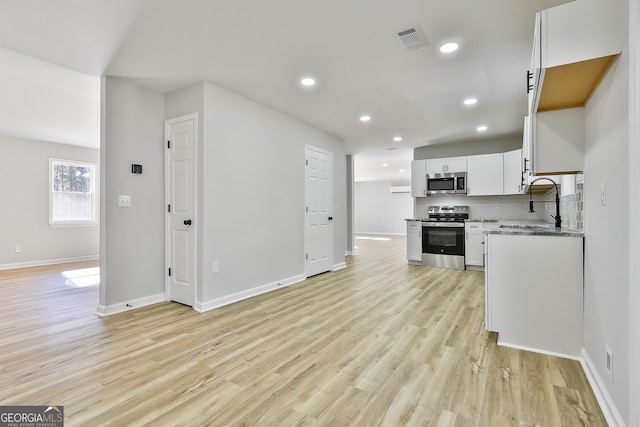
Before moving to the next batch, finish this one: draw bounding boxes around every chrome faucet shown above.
[528,177,562,228]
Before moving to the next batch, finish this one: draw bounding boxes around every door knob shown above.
[184,219,192,226]
[328,216,333,221]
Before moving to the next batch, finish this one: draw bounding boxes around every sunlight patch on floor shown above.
[62,267,100,287]
[355,236,392,241]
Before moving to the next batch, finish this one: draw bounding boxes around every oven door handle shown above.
[421,222,465,228]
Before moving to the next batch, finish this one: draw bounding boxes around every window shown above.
[49,158,96,226]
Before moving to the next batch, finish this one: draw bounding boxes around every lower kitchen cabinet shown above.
[406,220,422,264]
[464,222,484,268]
[485,233,583,358]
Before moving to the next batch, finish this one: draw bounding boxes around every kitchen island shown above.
[483,221,584,359]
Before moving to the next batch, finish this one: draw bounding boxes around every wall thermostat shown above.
[131,164,143,174]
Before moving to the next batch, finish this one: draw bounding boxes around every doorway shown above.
[165,114,198,307]
[304,146,333,277]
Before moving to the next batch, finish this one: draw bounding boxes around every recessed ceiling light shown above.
[477,125,488,132]
[382,163,388,167]
[393,136,402,142]
[399,169,405,173]
[360,115,371,122]
[440,42,459,53]
[464,98,478,105]
[300,77,315,86]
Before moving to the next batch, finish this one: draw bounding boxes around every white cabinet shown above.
[410,160,427,197]
[485,233,584,357]
[560,174,576,197]
[528,0,621,113]
[426,156,467,174]
[465,222,484,268]
[527,14,542,113]
[503,149,524,195]
[406,220,422,263]
[466,153,503,196]
[533,108,585,175]
[522,116,532,179]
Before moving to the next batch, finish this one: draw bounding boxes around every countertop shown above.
[406,218,583,237]
[483,220,584,237]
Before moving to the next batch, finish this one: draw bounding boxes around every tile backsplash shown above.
[545,181,584,231]
[415,194,551,221]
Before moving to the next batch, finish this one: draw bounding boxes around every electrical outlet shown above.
[212,260,219,274]
[606,346,613,382]
[15,245,22,253]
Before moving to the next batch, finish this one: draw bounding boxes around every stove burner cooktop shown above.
[426,205,469,223]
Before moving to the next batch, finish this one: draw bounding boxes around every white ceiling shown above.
[0,0,571,182]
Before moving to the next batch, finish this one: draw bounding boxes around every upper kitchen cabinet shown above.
[522,116,532,177]
[503,149,525,195]
[411,160,427,197]
[528,0,621,114]
[467,153,504,196]
[533,107,585,175]
[426,156,467,174]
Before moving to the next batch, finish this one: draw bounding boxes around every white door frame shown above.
[304,145,333,277]
[164,113,198,306]
[630,0,640,424]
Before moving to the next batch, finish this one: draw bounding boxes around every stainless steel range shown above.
[421,205,469,270]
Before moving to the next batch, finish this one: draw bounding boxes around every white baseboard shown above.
[581,349,626,427]
[496,338,582,361]
[355,231,406,236]
[0,255,99,271]
[95,293,166,317]
[345,251,354,256]
[195,274,306,313]
[332,262,347,271]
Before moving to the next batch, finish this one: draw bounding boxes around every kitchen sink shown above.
[498,224,554,230]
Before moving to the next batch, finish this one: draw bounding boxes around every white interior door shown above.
[165,114,197,306]
[305,146,333,276]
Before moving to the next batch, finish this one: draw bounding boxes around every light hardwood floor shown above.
[0,236,607,426]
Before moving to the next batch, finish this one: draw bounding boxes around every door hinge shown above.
[305,159,308,166]
[306,206,308,213]
[305,254,308,260]
[167,140,171,149]
[168,268,172,276]
[168,204,171,213]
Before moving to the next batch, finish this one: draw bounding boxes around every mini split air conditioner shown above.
[390,186,411,194]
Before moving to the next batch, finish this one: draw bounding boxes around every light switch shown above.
[601,182,606,206]
[118,195,131,207]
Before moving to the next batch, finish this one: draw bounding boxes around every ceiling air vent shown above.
[396,25,428,50]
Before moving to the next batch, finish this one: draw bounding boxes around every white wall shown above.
[583,0,631,422]
[630,1,640,424]
[164,81,346,308]
[354,181,412,235]
[0,135,99,269]
[100,76,166,312]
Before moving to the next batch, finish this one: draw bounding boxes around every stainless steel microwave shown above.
[426,172,467,195]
